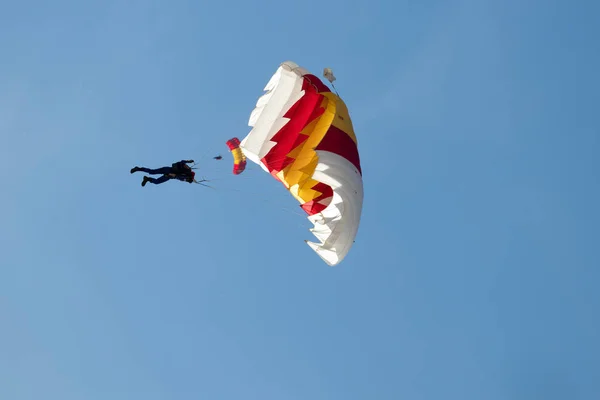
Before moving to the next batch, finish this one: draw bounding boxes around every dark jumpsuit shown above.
[137,160,194,184]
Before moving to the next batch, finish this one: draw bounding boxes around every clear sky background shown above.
[1,0,599,399]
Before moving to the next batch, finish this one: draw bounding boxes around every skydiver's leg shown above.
[143,174,172,186]
[133,166,172,175]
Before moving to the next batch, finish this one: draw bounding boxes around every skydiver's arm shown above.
[172,160,193,168]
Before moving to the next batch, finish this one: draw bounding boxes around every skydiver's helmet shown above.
[186,171,195,183]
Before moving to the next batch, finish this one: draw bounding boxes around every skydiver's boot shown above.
[142,176,150,187]
[131,167,140,173]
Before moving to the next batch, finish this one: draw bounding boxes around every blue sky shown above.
[1,0,599,399]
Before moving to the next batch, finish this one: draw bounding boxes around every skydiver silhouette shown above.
[130,160,196,186]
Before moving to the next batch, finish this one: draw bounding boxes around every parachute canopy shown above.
[240,61,363,266]
[226,137,247,175]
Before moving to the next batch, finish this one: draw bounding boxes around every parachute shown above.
[238,61,363,266]
[225,137,247,175]
[323,67,336,84]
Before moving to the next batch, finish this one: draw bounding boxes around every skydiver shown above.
[130,159,196,186]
